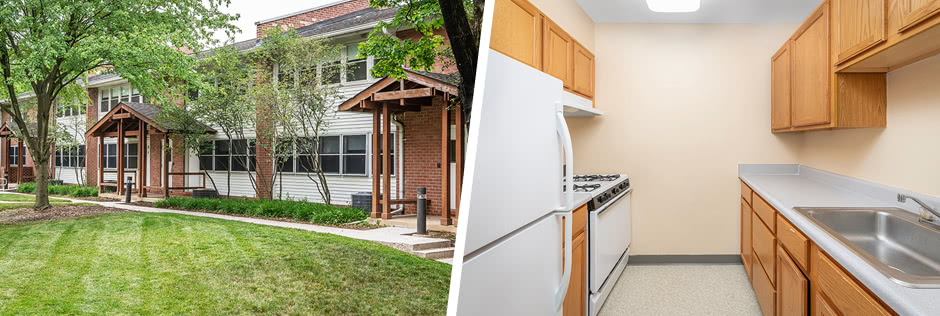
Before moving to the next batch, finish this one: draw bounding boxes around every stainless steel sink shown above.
[794,207,940,288]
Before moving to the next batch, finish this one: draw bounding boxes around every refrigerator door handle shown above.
[553,102,575,311]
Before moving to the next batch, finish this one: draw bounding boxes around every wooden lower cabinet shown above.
[739,179,895,316]
[563,204,588,316]
[777,245,808,316]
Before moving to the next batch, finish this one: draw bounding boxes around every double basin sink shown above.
[795,207,940,288]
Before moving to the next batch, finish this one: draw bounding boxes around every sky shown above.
[211,0,340,45]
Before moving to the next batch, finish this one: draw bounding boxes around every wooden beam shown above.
[338,77,397,111]
[138,122,146,198]
[440,105,452,226]
[164,134,169,199]
[16,140,23,184]
[455,105,464,226]
[98,135,104,193]
[371,107,381,219]
[102,130,140,137]
[360,101,422,112]
[382,104,392,220]
[117,119,124,195]
[1,136,8,188]
[373,88,433,101]
[112,113,131,119]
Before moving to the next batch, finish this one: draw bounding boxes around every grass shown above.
[0,212,451,314]
[0,202,96,211]
[0,193,70,203]
[155,197,368,226]
[16,182,98,197]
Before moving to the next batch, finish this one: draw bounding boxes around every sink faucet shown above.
[898,193,940,228]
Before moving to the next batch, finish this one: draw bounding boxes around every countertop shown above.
[739,164,940,316]
[573,192,592,210]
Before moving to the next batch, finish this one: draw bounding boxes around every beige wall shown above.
[567,23,803,255]
[799,55,940,197]
[529,0,595,51]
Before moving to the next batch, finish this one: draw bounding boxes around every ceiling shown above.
[577,0,823,24]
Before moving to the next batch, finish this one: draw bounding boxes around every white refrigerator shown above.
[447,49,576,315]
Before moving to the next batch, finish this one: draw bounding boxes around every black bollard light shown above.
[124,176,133,203]
[417,187,427,235]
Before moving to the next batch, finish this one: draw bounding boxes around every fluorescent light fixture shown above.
[646,0,701,13]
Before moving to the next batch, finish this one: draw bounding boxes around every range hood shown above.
[562,91,602,117]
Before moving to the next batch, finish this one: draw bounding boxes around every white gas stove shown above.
[570,173,632,316]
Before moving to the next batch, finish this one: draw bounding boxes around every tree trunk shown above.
[439,0,480,116]
[33,162,52,210]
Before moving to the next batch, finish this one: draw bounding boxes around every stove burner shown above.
[573,184,601,192]
[574,174,621,182]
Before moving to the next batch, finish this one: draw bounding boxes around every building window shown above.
[99,84,145,113]
[104,144,117,169]
[8,146,19,166]
[199,139,256,172]
[345,135,368,175]
[318,136,340,174]
[124,143,138,169]
[78,145,85,167]
[346,43,367,82]
[320,60,342,85]
[55,146,84,167]
[57,105,84,117]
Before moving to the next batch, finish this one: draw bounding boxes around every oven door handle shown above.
[595,188,631,215]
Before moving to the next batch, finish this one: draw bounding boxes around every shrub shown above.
[155,197,366,225]
[16,182,97,197]
[17,182,36,193]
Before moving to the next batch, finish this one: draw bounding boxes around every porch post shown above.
[98,136,104,192]
[138,123,146,197]
[164,134,169,199]
[371,107,381,218]
[455,105,464,226]
[16,139,23,184]
[382,103,392,220]
[117,119,124,195]
[1,135,8,186]
[440,103,452,226]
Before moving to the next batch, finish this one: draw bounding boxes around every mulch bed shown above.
[125,201,381,230]
[0,205,124,224]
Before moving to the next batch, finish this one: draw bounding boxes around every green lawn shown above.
[0,212,451,314]
[0,193,70,203]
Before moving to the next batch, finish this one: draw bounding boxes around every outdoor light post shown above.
[417,187,427,235]
[125,176,133,203]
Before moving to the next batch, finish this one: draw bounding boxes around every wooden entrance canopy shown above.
[0,122,38,185]
[85,102,215,198]
[338,70,464,226]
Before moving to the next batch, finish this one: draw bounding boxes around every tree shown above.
[248,29,342,203]
[0,0,237,209]
[359,0,482,117]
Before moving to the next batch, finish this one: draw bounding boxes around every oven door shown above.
[589,188,632,293]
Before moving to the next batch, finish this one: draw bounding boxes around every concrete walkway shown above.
[0,192,454,262]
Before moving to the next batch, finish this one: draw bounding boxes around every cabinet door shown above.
[771,43,791,130]
[741,199,753,279]
[834,0,887,63]
[791,4,831,127]
[895,0,940,32]
[563,231,587,316]
[812,247,892,316]
[572,43,594,98]
[543,18,573,89]
[777,245,808,316]
[491,0,542,69]
[813,291,839,316]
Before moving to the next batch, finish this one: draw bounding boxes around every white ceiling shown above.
[577,0,823,24]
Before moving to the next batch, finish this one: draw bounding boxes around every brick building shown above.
[7,0,463,225]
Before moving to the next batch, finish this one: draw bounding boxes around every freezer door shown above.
[458,49,565,256]
[455,214,564,315]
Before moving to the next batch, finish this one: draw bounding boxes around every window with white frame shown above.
[199,139,256,172]
[99,84,145,113]
[276,134,375,176]
[56,104,84,117]
[8,146,19,166]
[345,43,367,82]
[101,143,136,169]
[278,41,373,87]
[103,144,117,169]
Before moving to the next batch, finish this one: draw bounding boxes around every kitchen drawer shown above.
[777,214,809,270]
[573,203,587,236]
[753,214,776,285]
[752,254,776,316]
[741,180,753,206]
[752,195,777,233]
[812,247,891,316]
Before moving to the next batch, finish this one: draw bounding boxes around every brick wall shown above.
[85,88,99,187]
[399,104,457,216]
[255,0,370,38]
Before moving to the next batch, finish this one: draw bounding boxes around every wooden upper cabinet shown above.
[491,0,542,69]
[542,18,573,89]
[895,0,940,32]
[771,43,792,130]
[790,4,831,128]
[777,245,808,316]
[834,0,887,63]
[572,43,595,98]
